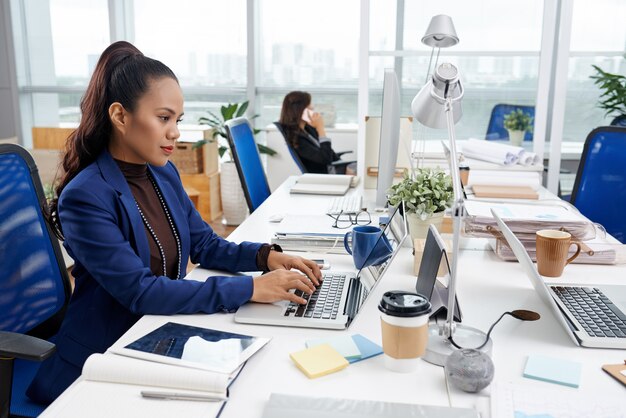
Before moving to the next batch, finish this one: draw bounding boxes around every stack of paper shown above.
[464,200,596,241]
[491,234,625,265]
[523,355,582,388]
[468,170,542,191]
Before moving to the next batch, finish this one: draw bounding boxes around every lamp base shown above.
[422,323,492,366]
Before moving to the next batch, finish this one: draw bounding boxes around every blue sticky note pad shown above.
[349,334,383,364]
[306,335,361,360]
[523,355,581,388]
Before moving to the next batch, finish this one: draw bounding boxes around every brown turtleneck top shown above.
[115,159,179,279]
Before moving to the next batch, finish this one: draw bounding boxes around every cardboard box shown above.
[178,125,218,175]
[32,127,75,149]
[180,172,222,221]
[413,238,454,277]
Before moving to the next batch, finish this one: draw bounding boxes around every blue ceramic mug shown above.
[344,225,393,269]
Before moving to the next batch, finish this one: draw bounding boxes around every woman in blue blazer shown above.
[27,41,321,404]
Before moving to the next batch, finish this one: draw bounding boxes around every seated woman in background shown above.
[278,91,344,174]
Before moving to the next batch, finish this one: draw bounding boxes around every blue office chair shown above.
[273,122,355,175]
[570,126,626,243]
[486,104,535,142]
[0,144,71,418]
[225,118,272,212]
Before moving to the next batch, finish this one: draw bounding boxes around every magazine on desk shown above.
[109,321,270,374]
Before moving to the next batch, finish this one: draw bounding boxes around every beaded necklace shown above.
[134,171,182,279]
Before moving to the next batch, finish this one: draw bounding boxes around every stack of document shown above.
[490,234,626,265]
[271,214,369,254]
[464,200,596,241]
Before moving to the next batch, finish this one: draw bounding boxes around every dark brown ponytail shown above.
[279,91,311,149]
[48,41,178,238]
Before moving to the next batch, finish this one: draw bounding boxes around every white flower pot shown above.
[507,129,525,146]
[407,211,444,243]
[220,161,248,226]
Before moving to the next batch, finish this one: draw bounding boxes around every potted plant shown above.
[503,109,533,146]
[197,101,276,225]
[590,62,626,126]
[388,168,454,242]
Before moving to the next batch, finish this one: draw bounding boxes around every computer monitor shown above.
[376,69,401,207]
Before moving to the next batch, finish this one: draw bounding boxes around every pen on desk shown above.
[140,390,228,402]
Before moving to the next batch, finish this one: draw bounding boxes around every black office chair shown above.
[570,126,626,243]
[0,144,72,418]
[274,122,355,174]
[485,104,535,141]
[225,117,272,213]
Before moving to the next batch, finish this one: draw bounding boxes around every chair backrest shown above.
[570,126,626,243]
[225,118,272,212]
[264,122,305,191]
[486,104,535,141]
[0,144,71,336]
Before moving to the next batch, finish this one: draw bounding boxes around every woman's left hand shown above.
[267,251,322,286]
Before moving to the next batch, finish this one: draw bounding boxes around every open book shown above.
[290,174,355,195]
[40,353,235,418]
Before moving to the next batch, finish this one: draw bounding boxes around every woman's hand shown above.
[251,269,315,304]
[267,251,322,286]
[308,111,326,137]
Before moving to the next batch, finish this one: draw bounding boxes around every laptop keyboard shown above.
[551,286,626,338]
[284,273,346,320]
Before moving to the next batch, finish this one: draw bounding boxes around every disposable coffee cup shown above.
[378,291,432,373]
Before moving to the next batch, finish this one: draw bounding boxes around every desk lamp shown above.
[414,15,459,170]
[411,62,492,366]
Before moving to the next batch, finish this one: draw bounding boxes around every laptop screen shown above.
[357,204,408,293]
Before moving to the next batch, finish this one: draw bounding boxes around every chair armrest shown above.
[330,159,356,168]
[0,331,56,361]
[335,151,353,158]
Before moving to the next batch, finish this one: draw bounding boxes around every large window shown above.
[369,0,544,140]
[133,0,247,125]
[563,0,626,141]
[11,0,109,132]
[256,0,360,128]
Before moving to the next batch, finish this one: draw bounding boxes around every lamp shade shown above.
[411,63,463,129]
[421,15,459,48]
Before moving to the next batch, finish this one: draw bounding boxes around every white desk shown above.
[43,178,626,417]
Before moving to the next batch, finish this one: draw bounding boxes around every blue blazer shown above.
[27,151,262,404]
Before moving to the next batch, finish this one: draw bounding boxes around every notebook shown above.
[492,209,626,349]
[290,174,353,195]
[236,205,408,330]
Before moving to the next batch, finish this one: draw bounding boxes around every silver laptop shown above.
[492,209,626,349]
[235,205,408,329]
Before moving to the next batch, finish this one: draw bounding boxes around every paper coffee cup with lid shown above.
[378,290,432,372]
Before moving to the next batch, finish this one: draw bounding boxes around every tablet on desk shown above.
[109,321,270,375]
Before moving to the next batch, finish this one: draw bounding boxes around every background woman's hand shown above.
[251,269,315,304]
[308,111,326,137]
[267,251,322,286]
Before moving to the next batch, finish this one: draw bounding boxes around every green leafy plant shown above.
[503,109,533,133]
[388,169,453,220]
[43,183,55,202]
[590,63,626,119]
[196,101,277,158]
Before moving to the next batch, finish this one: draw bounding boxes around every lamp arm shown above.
[442,96,465,339]
[429,80,464,105]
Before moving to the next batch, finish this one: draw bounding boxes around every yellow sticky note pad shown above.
[289,344,349,379]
